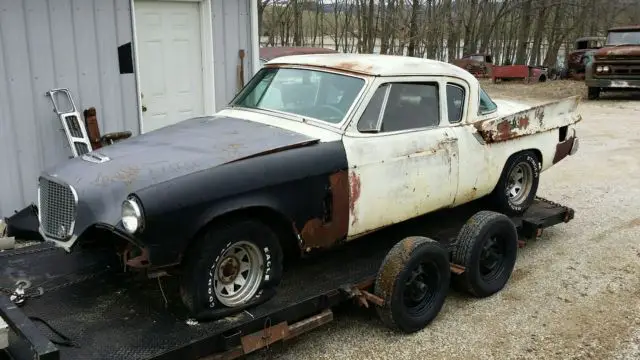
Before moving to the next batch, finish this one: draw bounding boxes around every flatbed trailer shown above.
[0,197,574,360]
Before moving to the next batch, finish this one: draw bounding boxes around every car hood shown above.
[48,115,319,187]
[40,115,320,231]
[595,45,640,57]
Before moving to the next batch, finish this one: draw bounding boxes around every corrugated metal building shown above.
[0,0,260,218]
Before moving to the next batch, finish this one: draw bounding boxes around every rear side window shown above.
[478,87,497,114]
[446,84,465,123]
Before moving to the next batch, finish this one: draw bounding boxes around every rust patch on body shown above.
[535,106,545,126]
[349,171,361,226]
[398,138,453,158]
[478,113,531,143]
[94,165,141,187]
[267,61,376,76]
[300,170,349,249]
[332,61,374,74]
[596,45,640,57]
[552,136,576,164]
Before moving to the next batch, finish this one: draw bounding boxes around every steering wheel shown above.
[317,104,344,118]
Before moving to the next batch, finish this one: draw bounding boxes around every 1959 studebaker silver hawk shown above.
[36,53,581,319]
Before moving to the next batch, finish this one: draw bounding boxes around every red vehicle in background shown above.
[452,53,549,83]
[451,53,494,78]
[491,65,549,83]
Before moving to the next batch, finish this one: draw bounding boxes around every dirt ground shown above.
[249,80,640,360]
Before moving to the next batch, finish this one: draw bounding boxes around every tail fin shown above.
[474,95,582,143]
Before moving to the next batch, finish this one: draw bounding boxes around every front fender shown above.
[131,140,349,268]
[138,190,314,268]
[189,194,294,246]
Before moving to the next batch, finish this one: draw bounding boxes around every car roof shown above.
[608,24,640,32]
[265,53,478,84]
[259,46,339,61]
[575,36,605,42]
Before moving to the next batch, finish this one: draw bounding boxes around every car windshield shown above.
[470,55,484,62]
[230,67,366,124]
[606,31,640,46]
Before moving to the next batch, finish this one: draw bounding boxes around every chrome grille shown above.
[38,177,77,240]
[65,115,84,138]
[74,142,90,155]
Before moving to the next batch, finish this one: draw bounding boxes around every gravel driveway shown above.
[250,81,640,360]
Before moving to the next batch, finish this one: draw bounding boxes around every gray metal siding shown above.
[211,0,255,111]
[0,0,139,218]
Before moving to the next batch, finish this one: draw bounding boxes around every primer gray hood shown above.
[41,115,319,230]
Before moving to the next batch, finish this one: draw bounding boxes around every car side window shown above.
[478,87,497,114]
[357,82,440,133]
[446,83,465,123]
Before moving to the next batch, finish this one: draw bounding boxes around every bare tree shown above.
[259,0,640,68]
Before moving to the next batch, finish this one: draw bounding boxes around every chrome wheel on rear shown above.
[506,163,533,206]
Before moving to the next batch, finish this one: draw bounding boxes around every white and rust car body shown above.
[224,53,582,241]
[37,53,581,268]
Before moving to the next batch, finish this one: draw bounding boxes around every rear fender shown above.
[474,96,582,143]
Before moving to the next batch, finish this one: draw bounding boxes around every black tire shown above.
[489,150,540,215]
[374,236,450,333]
[179,219,283,319]
[587,87,600,100]
[451,211,518,297]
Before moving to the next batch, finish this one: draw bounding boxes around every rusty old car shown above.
[451,53,494,78]
[35,53,581,320]
[585,25,640,99]
[565,36,605,80]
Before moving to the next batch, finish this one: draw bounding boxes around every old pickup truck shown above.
[585,25,640,99]
[35,53,581,319]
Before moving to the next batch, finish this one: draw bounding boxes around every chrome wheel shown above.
[506,163,533,206]
[213,241,264,307]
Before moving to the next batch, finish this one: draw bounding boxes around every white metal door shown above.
[134,0,205,132]
[343,80,460,237]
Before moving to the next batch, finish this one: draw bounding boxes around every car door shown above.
[342,77,460,237]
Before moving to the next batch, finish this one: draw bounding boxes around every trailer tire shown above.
[451,211,518,298]
[374,236,450,333]
[179,219,283,318]
[490,150,540,215]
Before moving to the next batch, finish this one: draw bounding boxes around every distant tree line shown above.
[256,0,640,66]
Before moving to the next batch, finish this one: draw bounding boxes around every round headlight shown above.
[596,66,603,73]
[603,65,610,72]
[122,198,143,234]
